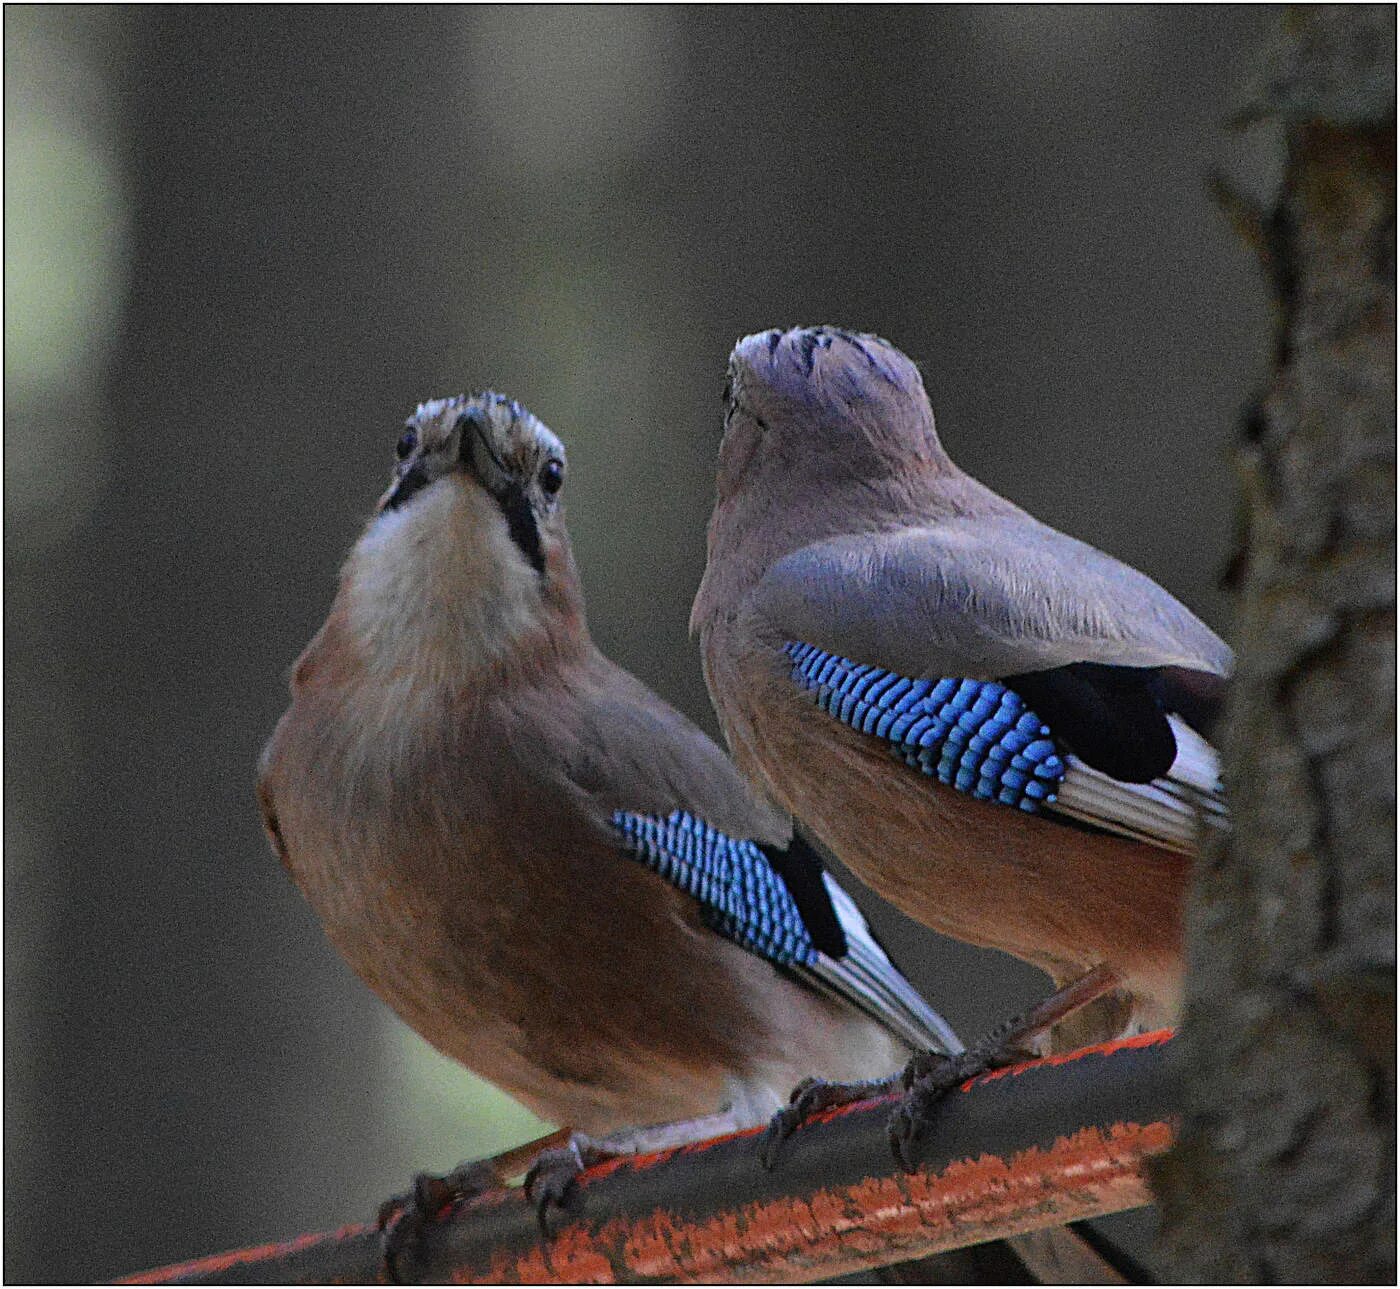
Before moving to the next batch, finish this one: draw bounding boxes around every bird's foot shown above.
[886,1044,1032,1171]
[757,1073,900,1170]
[887,965,1123,1172]
[377,1159,499,1283]
[524,1134,617,1237]
[377,1127,589,1277]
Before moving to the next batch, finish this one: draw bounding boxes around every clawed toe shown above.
[756,1100,811,1171]
[378,1161,498,1282]
[887,1071,955,1171]
[887,1042,1030,1171]
[757,1073,899,1171]
[376,1129,611,1272]
[890,969,1122,1173]
[523,1140,590,1237]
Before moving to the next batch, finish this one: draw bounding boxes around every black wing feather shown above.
[1004,662,1178,783]
[760,834,847,959]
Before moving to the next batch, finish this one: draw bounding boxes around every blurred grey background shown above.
[6,5,1282,1282]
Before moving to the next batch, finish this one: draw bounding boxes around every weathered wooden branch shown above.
[120,1032,1177,1285]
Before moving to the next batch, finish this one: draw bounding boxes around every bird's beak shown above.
[457,407,547,575]
[378,411,515,514]
[458,411,513,501]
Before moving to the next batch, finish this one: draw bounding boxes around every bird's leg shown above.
[380,1106,758,1276]
[524,1101,785,1233]
[378,1127,575,1281]
[759,967,1121,1171]
[757,1072,905,1169]
[888,964,1122,1170]
[523,1135,616,1237]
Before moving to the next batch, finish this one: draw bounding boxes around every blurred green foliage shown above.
[389,1029,550,1172]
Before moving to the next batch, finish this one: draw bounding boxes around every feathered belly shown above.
[278,772,912,1136]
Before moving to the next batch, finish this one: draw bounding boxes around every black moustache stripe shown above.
[385,461,429,510]
[460,423,545,576]
[497,482,545,576]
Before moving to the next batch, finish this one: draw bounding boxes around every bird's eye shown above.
[540,459,565,495]
[396,429,417,461]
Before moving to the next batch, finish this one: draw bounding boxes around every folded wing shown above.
[611,808,963,1055]
[783,641,1226,855]
[754,518,1233,683]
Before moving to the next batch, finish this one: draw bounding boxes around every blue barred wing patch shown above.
[784,641,1066,812]
[611,810,817,967]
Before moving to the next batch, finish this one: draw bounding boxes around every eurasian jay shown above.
[256,391,964,1265]
[692,326,1231,1153]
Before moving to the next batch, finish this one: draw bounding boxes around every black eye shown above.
[396,429,417,461]
[540,459,564,495]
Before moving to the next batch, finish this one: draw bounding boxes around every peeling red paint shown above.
[119,1033,1176,1286]
[116,1223,371,1285]
[965,1028,1175,1090]
[446,1119,1171,1284]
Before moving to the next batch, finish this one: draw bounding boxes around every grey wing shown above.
[556,655,792,847]
[753,517,1232,682]
[761,519,1233,851]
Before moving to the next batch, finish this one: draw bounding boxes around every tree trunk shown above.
[1154,6,1396,1282]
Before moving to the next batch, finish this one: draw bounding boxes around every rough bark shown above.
[1153,6,1396,1282]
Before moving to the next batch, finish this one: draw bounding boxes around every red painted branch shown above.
[120,1031,1179,1285]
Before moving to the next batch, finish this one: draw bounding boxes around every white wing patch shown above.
[797,876,965,1055]
[1049,715,1227,854]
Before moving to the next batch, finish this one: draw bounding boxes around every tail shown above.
[802,869,964,1053]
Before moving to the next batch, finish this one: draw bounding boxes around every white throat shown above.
[343,478,543,687]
